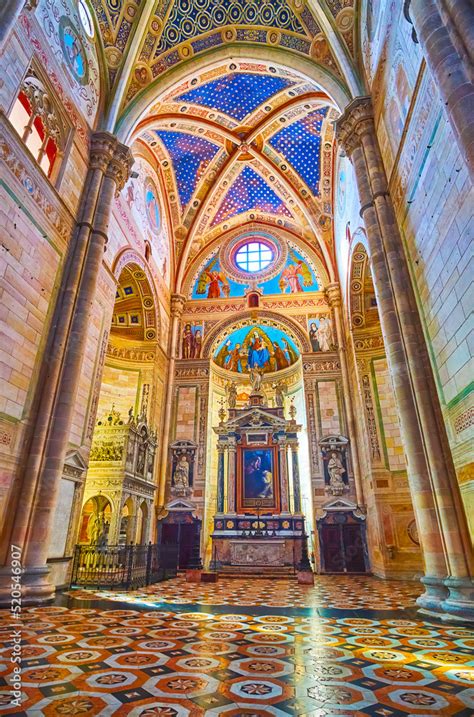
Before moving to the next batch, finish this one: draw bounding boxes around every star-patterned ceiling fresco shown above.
[72,1,361,288]
[133,61,337,277]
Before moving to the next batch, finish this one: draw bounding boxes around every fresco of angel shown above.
[196,256,230,299]
[278,249,313,293]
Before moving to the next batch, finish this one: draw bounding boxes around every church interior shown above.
[0,0,473,714]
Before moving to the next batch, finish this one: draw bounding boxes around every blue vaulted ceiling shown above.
[155,130,221,208]
[269,108,329,194]
[212,166,292,226]
[175,73,295,122]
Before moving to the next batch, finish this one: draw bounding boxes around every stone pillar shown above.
[216,444,225,513]
[0,0,37,50]
[0,133,133,606]
[336,97,474,620]
[290,442,302,513]
[157,294,186,508]
[227,438,237,513]
[326,283,365,507]
[278,441,290,513]
[406,0,474,179]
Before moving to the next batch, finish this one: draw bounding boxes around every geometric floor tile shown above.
[0,575,473,716]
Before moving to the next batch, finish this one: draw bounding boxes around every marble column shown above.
[406,0,474,179]
[227,439,237,513]
[0,0,36,50]
[0,133,133,606]
[216,445,225,513]
[157,294,186,508]
[326,283,365,507]
[278,441,290,513]
[336,97,474,620]
[290,442,302,513]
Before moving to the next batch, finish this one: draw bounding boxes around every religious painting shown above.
[192,246,318,300]
[308,315,334,352]
[195,256,230,299]
[144,178,161,234]
[213,326,299,374]
[240,447,277,509]
[181,322,203,359]
[59,17,88,84]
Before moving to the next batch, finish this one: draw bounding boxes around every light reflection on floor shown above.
[0,576,473,716]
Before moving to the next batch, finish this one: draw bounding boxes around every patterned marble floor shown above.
[66,574,424,610]
[1,577,473,716]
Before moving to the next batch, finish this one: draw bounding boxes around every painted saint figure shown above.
[182,323,193,359]
[317,316,333,352]
[309,322,320,352]
[247,332,270,369]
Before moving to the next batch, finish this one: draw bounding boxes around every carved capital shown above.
[335,96,374,157]
[107,142,134,195]
[325,282,342,308]
[171,293,187,318]
[90,131,117,172]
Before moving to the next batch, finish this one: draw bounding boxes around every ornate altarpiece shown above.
[211,400,308,572]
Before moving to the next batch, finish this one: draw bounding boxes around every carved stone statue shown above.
[173,455,190,489]
[328,451,346,495]
[88,510,106,546]
[272,381,286,407]
[249,366,263,393]
[226,381,237,408]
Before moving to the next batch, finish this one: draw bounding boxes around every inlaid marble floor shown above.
[66,574,424,610]
[1,577,473,716]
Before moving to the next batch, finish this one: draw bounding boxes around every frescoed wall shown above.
[213,325,299,374]
[192,245,319,299]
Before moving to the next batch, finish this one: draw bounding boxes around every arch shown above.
[202,309,312,358]
[78,494,112,545]
[115,46,353,141]
[111,248,161,343]
[182,221,330,297]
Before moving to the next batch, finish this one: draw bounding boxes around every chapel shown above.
[0,1,473,714]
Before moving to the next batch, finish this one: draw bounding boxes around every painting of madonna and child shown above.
[240,447,277,510]
[214,326,299,374]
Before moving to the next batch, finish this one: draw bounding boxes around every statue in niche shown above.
[88,510,106,546]
[173,455,190,489]
[226,381,237,408]
[137,442,146,475]
[249,366,263,393]
[327,451,347,495]
[272,381,286,408]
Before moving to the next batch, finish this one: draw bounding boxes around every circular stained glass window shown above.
[78,0,94,39]
[235,241,274,273]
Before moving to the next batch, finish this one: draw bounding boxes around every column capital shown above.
[89,132,134,192]
[325,282,342,308]
[170,293,187,318]
[90,131,118,172]
[335,96,374,157]
[107,142,134,195]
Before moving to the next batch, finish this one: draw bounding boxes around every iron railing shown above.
[70,542,179,590]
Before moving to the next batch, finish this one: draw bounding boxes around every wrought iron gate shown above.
[70,542,179,590]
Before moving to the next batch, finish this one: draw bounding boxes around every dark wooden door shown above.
[161,523,179,544]
[342,524,366,573]
[321,525,345,573]
[178,524,195,569]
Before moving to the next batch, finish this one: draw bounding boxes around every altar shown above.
[211,382,310,575]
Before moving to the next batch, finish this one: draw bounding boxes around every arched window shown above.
[9,69,66,179]
[144,241,152,262]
